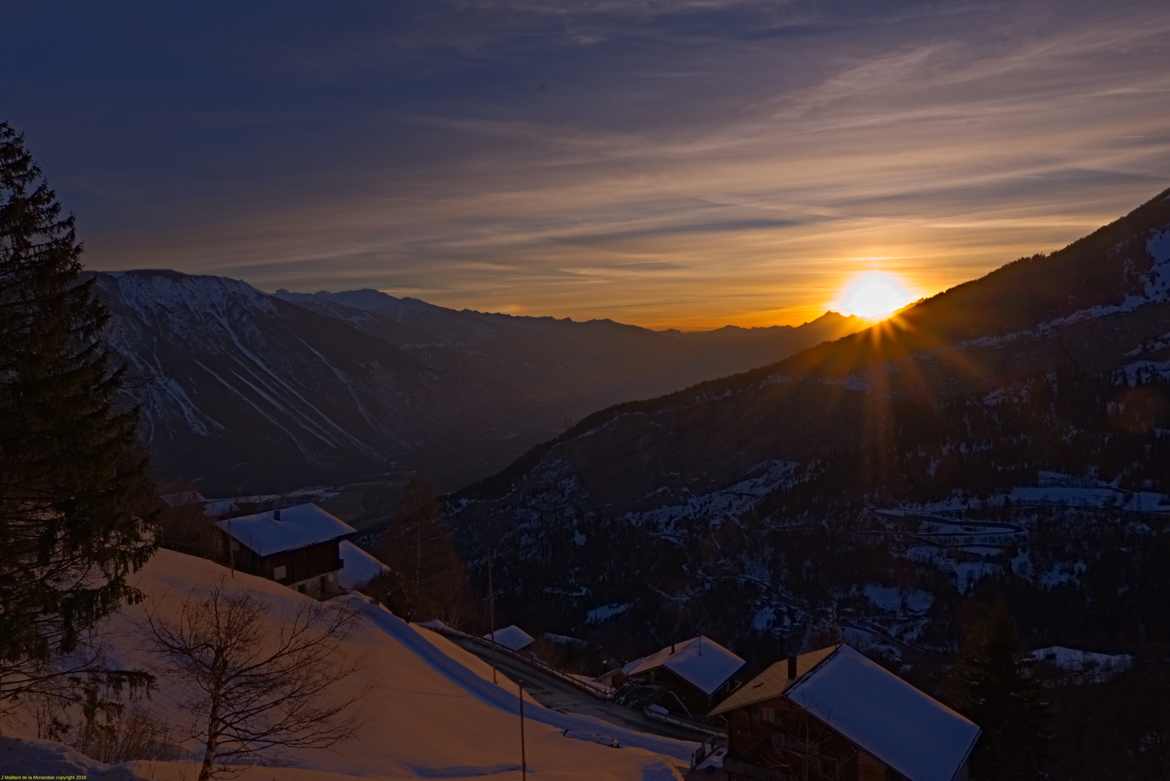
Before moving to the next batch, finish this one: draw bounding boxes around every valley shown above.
[96,270,860,495]
[447,190,1170,683]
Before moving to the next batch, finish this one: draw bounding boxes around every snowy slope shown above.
[2,550,690,781]
[338,541,390,590]
[0,737,142,780]
[1028,646,1134,683]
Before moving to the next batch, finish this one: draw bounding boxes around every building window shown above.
[273,565,287,581]
[761,706,776,723]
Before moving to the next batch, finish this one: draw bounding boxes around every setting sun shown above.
[831,270,917,320]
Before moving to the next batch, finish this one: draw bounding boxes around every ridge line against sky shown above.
[5,0,1170,329]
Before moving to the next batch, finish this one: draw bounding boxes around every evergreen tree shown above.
[375,478,468,623]
[956,601,1052,779]
[0,122,156,702]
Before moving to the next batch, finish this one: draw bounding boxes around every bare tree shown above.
[147,582,360,780]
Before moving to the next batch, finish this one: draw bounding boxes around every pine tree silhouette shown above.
[957,601,1052,779]
[0,122,157,700]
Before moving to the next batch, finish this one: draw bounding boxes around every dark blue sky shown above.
[6,1,1170,327]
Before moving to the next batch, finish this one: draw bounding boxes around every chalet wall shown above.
[258,539,343,585]
[857,751,889,781]
[219,530,343,592]
[724,696,869,781]
[628,665,727,717]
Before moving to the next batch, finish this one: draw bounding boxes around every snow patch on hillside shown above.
[862,585,933,615]
[0,737,142,780]
[1028,646,1134,683]
[1117,359,1170,385]
[105,271,274,321]
[624,460,798,531]
[965,226,1170,349]
[587,602,632,624]
[1010,485,1170,512]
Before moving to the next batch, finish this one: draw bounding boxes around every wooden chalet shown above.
[216,503,355,598]
[622,635,746,717]
[710,644,979,781]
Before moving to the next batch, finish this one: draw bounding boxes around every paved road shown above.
[444,634,718,743]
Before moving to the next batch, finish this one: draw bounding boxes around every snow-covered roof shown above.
[160,489,207,507]
[709,645,839,716]
[216,503,354,557]
[485,625,535,652]
[622,636,745,696]
[784,645,979,781]
[337,541,390,590]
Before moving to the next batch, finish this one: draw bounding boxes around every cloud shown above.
[7,0,1170,329]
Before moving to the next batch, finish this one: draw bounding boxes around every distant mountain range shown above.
[450,189,1170,666]
[94,271,861,494]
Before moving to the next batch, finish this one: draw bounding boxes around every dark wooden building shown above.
[710,644,979,781]
[484,624,536,653]
[216,503,355,598]
[621,635,746,717]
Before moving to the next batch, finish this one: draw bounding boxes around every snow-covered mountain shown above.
[450,188,1170,667]
[96,270,439,495]
[95,270,860,493]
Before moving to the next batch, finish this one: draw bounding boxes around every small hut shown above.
[621,635,745,717]
[216,503,354,597]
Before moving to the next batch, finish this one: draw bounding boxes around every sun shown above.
[831,270,917,321]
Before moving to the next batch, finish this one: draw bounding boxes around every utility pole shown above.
[519,681,527,781]
[488,554,497,684]
[227,520,237,576]
[803,712,809,781]
[415,518,422,597]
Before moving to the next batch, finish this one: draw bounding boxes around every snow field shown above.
[2,550,689,781]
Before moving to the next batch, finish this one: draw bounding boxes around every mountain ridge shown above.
[95,270,863,494]
[456,187,1170,504]
[275,285,857,336]
[447,188,1170,670]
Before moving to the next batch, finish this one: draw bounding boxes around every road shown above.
[442,633,720,743]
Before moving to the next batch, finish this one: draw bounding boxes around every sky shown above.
[4,0,1170,329]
